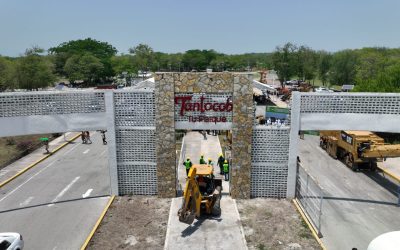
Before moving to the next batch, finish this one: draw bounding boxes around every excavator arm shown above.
[361,144,400,158]
[178,168,202,224]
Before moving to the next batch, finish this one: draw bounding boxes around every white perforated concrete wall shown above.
[113,90,157,195]
[251,127,290,198]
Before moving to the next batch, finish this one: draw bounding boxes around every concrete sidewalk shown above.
[0,132,79,184]
[167,131,247,250]
[177,131,229,195]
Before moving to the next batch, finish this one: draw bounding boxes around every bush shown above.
[16,140,35,155]
[6,137,16,145]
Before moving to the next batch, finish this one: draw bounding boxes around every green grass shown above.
[298,220,313,239]
[257,243,268,250]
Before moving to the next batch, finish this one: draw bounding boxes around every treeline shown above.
[272,43,400,92]
[0,38,400,92]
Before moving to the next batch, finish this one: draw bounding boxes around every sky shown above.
[0,0,400,56]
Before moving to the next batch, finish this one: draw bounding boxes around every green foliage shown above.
[129,43,154,72]
[49,38,117,84]
[0,56,17,91]
[111,55,137,74]
[354,63,400,92]
[64,53,104,84]
[329,49,358,85]
[182,49,218,71]
[295,45,318,81]
[272,42,297,86]
[317,51,331,86]
[15,48,56,90]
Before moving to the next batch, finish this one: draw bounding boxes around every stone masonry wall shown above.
[155,72,253,198]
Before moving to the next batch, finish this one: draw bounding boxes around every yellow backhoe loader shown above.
[178,164,222,225]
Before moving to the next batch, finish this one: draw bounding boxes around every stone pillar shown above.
[155,73,176,197]
[155,72,253,199]
[231,74,254,199]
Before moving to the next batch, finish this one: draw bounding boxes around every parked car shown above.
[315,87,334,93]
[0,233,24,250]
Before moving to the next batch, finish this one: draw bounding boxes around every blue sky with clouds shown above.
[1,0,399,56]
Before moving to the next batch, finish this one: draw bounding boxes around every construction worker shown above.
[217,153,225,175]
[199,154,206,164]
[183,157,193,176]
[208,158,214,167]
[223,160,229,181]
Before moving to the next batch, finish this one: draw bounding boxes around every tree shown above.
[49,38,117,81]
[318,51,332,86]
[110,55,137,74]
[129,43,154,72]
[64,53,104,85]
[15,47,56,90]
[182,49,218,71]
[295,45,318,82]
[272,43,297,87]
[355,47,391,82]
[354,63,400,92]
[0,56,16,91]
[329,50,358,85]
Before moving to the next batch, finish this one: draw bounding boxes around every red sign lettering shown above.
[175,95,232,116]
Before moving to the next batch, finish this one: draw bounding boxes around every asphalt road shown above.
[299,134,400,250]
[0,132,110,250]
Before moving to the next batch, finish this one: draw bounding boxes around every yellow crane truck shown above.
[178,164,222,224]
[320,130,400,171]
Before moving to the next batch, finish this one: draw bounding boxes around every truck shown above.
[319,130,400,171]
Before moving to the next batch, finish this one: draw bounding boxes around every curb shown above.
[233,199,249,250]
[0,133,80,189]
[377,166,400,183]
[81,195,115,250]
[292,199,327,250]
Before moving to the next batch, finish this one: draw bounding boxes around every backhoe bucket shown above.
[178,209,195,225]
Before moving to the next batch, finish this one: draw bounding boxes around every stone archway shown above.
[155,72,254,198]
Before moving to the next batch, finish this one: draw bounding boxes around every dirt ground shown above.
[87,196,171,250]
[236,198,321,250]
[0,133,54,168]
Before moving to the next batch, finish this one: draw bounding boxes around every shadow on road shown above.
[0,195,109,214]
[323,196,398,206]
[363,170,399,196]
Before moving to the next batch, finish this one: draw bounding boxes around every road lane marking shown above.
[51,176,80,203]
[0,133,80,190]
[62,141,81,156]
[0,160,57,203]
[83,149,90,154]
[19,196,34,206]
[82,189,93,198]
[100,150,107,156]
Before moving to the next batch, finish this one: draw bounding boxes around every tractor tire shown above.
[369,162,377,172]
[212,206,221,216]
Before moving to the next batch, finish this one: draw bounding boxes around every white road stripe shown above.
[0,160,57,203]
[51,176,80,203]
[100,150,107,156]
[1,138,82,204]
[62,141,81,156]
[82,188,93,198]
[19,196,34,206]
[83,149,90,154]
